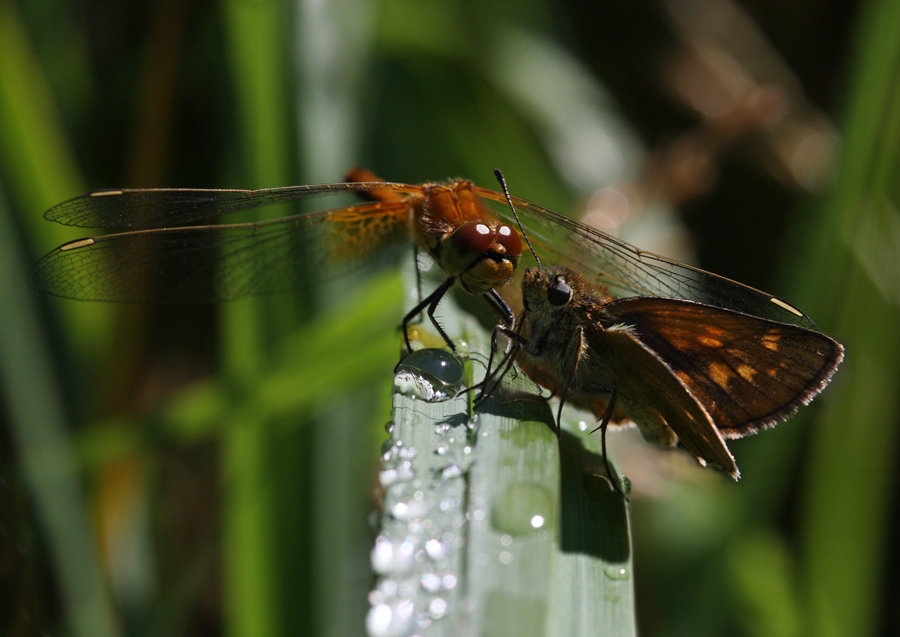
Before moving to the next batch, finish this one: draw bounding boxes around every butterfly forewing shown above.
[603,297,844,437]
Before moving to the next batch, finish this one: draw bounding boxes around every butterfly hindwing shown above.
[603,297,843,438]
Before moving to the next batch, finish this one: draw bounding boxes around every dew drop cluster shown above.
[368,358,474,637]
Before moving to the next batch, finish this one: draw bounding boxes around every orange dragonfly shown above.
[31,168,819,352]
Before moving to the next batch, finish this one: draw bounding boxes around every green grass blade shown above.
[294,2,380,633]
[0,0,114,362]
[791,1,900,635]
[370,291,636,635]
[0,1,82,216]
[0,186,118,637]
[221,1,294,634]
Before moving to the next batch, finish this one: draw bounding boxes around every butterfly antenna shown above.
[493,169,540,268]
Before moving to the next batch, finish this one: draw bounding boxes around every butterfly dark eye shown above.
[547,278,572,306]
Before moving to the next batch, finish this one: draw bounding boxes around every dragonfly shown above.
[31,168,529,352]
[31,169,820,354]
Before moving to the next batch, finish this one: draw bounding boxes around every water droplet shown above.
[380,468,399,486]
[621,475,633,498]
[407,519,424,535]
[441,574,457,590]
[371,536,417,574]
[435,444,450,455]
[439,497,459,512]
[380,462,415,486]
[371,538,394,573]
[440,465,463,480]
[379,577,398,597]
[424,538,446,560]
[491,482,555,536]
[366,599,415,637]
[603,564,630,581]
[578,421,588,431]
[420,572,442,592]
[428,597,448,618]
[394,349,465,401]
[384,420,395,434]
[415,612,433,628]
[391,498,428,521]
[498,551,513,565]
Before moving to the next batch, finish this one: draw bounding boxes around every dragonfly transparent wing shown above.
[31,200,412,302]
[474,188,817,330]
[43,182,427,229]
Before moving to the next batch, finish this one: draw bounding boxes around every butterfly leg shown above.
[551,324,588,440]
[475,322,527,405]
[401,276,457,352]
[554,394,567,441]
[589,392,626,499]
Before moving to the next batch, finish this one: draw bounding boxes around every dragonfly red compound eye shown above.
[495,224,522,258]
[443,221,495,276]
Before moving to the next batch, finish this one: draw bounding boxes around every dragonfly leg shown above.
[401,276,456,352]
[483,288,514,326]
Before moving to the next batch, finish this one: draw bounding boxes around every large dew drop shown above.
[394,348,465,401]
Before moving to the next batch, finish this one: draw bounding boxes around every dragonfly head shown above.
[442,221,522,294]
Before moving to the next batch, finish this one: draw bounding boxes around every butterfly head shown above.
[522,265,591,314]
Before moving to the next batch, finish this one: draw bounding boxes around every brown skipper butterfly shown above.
[484,170,844,490]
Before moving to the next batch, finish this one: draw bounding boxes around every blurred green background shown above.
[1,0,898,635]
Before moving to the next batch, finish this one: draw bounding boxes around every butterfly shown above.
[481,171,844,492]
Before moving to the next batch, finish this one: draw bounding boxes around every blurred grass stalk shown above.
[294,2,380,637]
[221,0,292,635]
[0,0,113,355]
[0,189,119,637]
[791,0,900,635]
[0,3,117,636]
[222,0,378,635]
